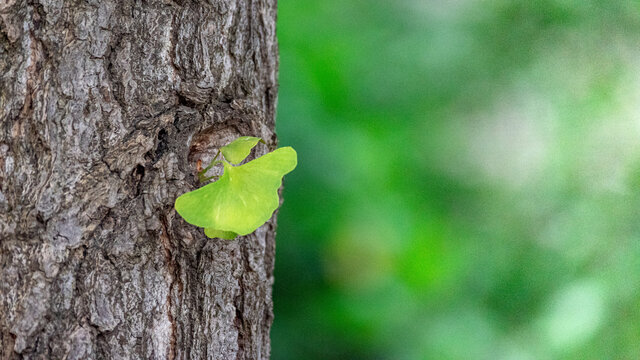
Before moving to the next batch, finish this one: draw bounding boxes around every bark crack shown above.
[234,241,251,360]
[160,214,179,360]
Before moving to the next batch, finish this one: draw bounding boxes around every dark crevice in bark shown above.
[154,129,169,161]
[235,240,251,360]
[168,9,180,76]
[132,164,145,197]
[176,92,200,111]
[105,35,127,115]
[160,213,179,360]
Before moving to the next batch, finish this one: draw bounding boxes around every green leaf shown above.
[175,146,297,237]
[204,228,238,240]
[220,136,264,164]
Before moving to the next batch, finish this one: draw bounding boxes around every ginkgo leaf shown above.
[204,228,238,240]
[175,146,297,238]
[220,136,264,164]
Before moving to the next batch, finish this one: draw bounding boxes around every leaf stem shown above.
[198,150,222,183]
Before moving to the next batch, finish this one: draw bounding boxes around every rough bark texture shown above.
[0,0,279,358]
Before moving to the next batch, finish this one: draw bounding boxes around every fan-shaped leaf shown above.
[204,228,238,240]
[220,136,264,164]
[175,146,297,238]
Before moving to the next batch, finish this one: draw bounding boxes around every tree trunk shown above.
[0,0,279,358]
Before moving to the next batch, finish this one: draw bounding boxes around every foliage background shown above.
[272,1,640,359]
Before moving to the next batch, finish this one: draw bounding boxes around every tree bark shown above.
[0,0,279,358]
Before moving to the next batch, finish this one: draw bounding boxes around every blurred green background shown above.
[272,1,640,359]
